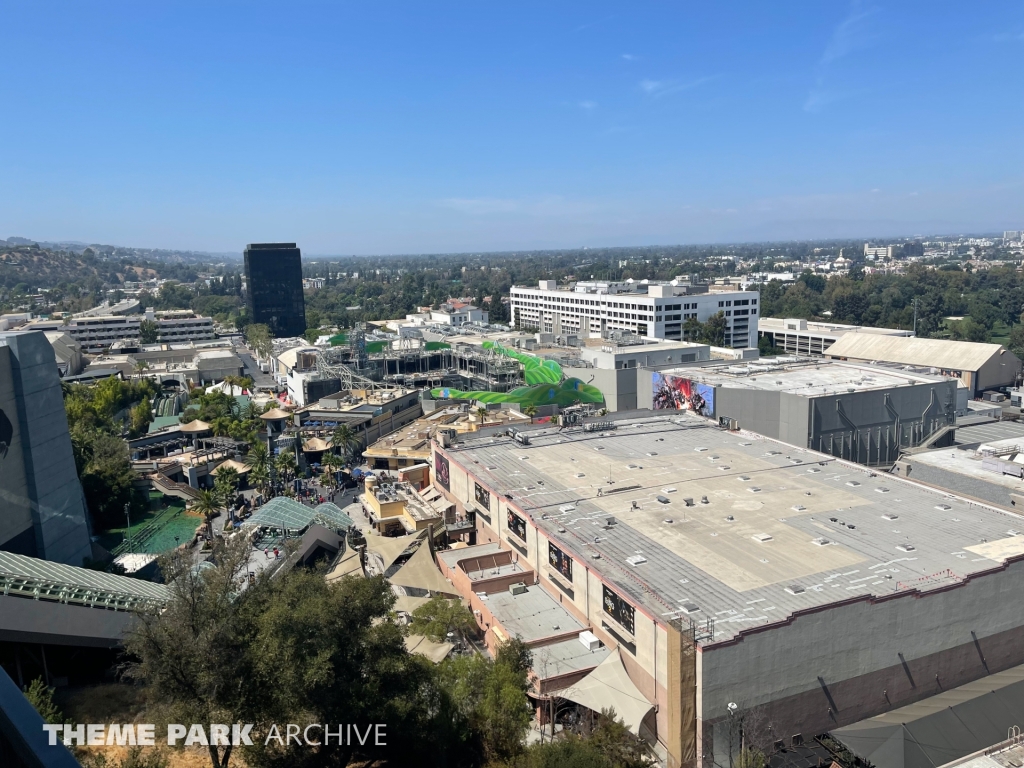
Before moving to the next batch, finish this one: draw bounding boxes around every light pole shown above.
[727,702,740,768]
[124,503,133,553]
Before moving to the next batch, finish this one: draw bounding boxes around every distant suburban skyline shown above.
[1,2,1022,255]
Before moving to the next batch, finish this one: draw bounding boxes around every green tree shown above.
[698,311,727,346]
[523,405,538,422]
[331,423,358,462]
[1009,323,1024,360]
[584,709,652,768]
[79,433,141,530]
[214,465,240,516]
[517,738,612,768]
[409,595,478,643]
[124,537,254,768]
[244,323,273,360]
[274,450,297,482]
[129,398,153,437]
[139,318,160,344]
[22,677,63,724]
[320,451,341,488]
[239,570,454,768]
[192,489,220,534]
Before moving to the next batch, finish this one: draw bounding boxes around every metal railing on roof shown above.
[0,552,169,613]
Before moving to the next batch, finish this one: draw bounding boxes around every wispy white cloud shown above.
[820,6,880,65]
[621,53,636,61]
[639,76,717,98]
[578,100,598,110]
[804,4,880,112]
[572,15,615,34]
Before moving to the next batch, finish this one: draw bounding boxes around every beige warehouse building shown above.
[825,334,1020,397]
[430,413,1024,767]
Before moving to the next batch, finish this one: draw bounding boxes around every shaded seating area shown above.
[555,647,656,737]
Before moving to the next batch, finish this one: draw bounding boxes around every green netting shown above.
[431,378,603,407]
[424,341,451,351]
[329,333,349,346]
[365,340,388,354]
[482,341,562,384]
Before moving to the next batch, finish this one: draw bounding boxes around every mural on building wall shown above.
[507,509,527,541]
[434,452,450,491]
[548,542,573,580]
[603,584,636,634]
[474,481,490,510]
[652,371,715,417]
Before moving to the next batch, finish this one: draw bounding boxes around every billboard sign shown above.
[652,372,715,417]
[434,452,450,491]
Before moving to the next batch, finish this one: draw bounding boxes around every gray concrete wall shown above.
[713,389,787,442]
[0,332,92,565]
[899,460,1016,508]
[564,366,636,412]
[697,558,1024,765]
[808,381,956,464]
[977,350,1021,393]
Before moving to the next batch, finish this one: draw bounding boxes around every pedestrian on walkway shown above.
[264,547,269,559]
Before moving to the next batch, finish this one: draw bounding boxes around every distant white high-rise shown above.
[1004,231,1022,244]
[509,279,759,348]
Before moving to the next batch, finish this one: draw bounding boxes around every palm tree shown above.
[192,489,218,539]
[133,360,150,381]
[242,400,261,422]
[245,441,270,472]
[476,406,488,422]
[332,423,358,463]
[275,450,297,482]
[211,416,233,438]
[249,465,270,496]
[523,405,538,423]
[321,452,341,488]
[214,465,239,516]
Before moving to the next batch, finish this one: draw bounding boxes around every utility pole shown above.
[913,298,918,336]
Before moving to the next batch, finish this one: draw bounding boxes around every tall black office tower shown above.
[243,242,307,338]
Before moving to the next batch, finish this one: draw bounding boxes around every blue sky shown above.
[1,2,1022,254]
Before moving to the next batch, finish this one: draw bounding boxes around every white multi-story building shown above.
[149,310,216,343]
[429,303,488,326]
[23,309,215,353]
[509,280,759,348]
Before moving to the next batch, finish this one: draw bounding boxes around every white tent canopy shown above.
[557,647,655,734]
[388,543,459,596]
[367,530,427,572]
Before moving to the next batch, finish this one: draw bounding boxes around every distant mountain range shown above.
[3,236,241,263]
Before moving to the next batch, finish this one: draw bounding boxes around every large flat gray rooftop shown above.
[447,413,1024,644]
[955,420,1024,446]
[657,358,948,397]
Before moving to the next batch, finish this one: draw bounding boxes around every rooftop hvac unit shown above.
[684,498,695,507]
[578,630,601,651]
[509,582,527,596]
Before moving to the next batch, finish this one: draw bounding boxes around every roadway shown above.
[234,345,277,390]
